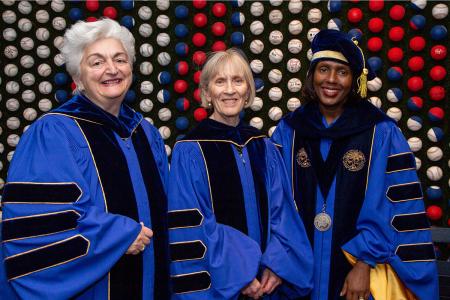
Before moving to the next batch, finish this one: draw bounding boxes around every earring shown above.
[244,100,248,105]
[208,101,212,107]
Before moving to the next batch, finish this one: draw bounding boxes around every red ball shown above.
[193,71,202,84]
[103,7,117,19]
[193,51,207,66]
[347,8,363,23]
[407,56,424,72]
[430,66,447,81]
[429,86,445,101]
[193,88,201,102]
[409,36,426,52]
[387,47,404,62]
[367,37,383,52]
[211,41,227,52]
[174,80,188,94]
[368,18,384,33]
[194,107,208,122]
[430,45,447,60]
[85,0,99,12]
[389,5,405,21]
[86,16,97,22]
[369,0,384,12]
[407,76,423,92]
[212,3,227,17]
[193,0,207,9]
[193,13,207,28]
[429,107,444,120]
[192,32,207,47]
[211,22,226,37]
[426,205,442,221]
[176,61,189,76]
[388,26,405,41]
[71,81,77,91]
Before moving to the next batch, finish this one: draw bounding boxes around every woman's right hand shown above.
[241,278,264,299]
[126,222,153,255]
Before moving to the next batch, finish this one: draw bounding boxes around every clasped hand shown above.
[241,269,282,299]
[126,222,153,255]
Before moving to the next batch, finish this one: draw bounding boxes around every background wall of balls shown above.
[1,0,449,233]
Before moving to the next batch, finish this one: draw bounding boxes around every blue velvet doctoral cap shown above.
[309,29,375,98]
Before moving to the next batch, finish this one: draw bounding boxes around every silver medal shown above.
[314,212,332,231]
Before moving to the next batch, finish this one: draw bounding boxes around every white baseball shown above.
[145,117,154,125]
[406,117,422,131]
[249,40,264,54]
[270,0,283,6]
[269,9,283,24]
[36,45,51,58]
[7,151,15,162]
[38,63,52,77]
[51,0,65,12]
[427,146,443,161]
[411,0,427,10]
[367,77,382,92]
[287,97,301,111]
[39,81,53,94]
[250,21,264,36]
[139,24,153,38]
[18,1,33,14]
[3,27,17,41]
[0,177,4,190]
[6,81,19,94]
[432,3,448,19]
[156,15,170,29]
[23,125,30,133]
[268,87,283,101]
[288,0,303,14]
[386,107,402,121]
[53,36,64,50]
[140,81,154,94]
[328,19,341,31]
[426,166,443,181]
[54,53,65,66]
[268,106,283,121]
[36,0,49,4]
[156,33,170,47]
[2,0,15,6]
[287,78,302,92]
[250,2,264,17]
[269,49,283,64]
[23,107,37,121]
[52,17,66,31]
[288,39,303,54]
[269,30,283,45]
[250,59,264,74]
[18,18,32,32]
[36,27,50,41]
[407,137,422,152]
[36,10,50,23]
[287,58,301,73]
[21,73,35,86]
[7,134,20,147]
[250,97,263,111]
[165,144,171,157]
[158,108,172,121]
[140,61,153,75]
[289,20,303,35]
[140,43,153,57]
[140,99,154,112]
[20,55,34,68]
[156,0,170,10]
[20,37,34,50]
[308,8,322,23]
[4,45,18,59]
[7,117,21,130]
[38,98,52,111]
[4,64,18,77]
[157,52,171,66]
[268,126,277,137]
[158,126,171,140]
[2,10,16,24]
[250,117,264,130]
[307,28,320,42]
[138,6,152,20]
[415,157,421,170]
[268,69,282,84]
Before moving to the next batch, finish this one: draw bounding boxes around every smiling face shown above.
[313,60,353,113]
[206,63,249,127]
[76,38,132,116]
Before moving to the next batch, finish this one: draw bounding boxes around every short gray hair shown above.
[61,18,135,92]
[199,48,255,109]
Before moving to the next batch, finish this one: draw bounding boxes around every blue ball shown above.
[175,97,189,112]
[347,28,363,43]
[426,186,443,201]
[124,90,136,103]
[120,16,134,29]
[407,97,423,111]
[120,0,134,10]
[328,0,342,13]
[55,89,68,103]
[430,25,447,41]
[54,72,69,86]
[175,42,189,57]
[175,116,190,131]
[231,12,244,27]
[328,18,343,31]
[231,32,245,46]
[367,57,382,73]
[174,24,189,38]
[254,78,264,92]
[410,15,426,30]
[428,127,444,142]
[158,71,172,85]
[231,0,244,7]
[386,67,403,81]
[175,5,189,19]
[387,88,403,102]
[68,8,84,21]
[158,89,171,104]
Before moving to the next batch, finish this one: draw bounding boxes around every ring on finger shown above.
[141,245,146,251]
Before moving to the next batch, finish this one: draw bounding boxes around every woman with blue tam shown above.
[272,29,438,300]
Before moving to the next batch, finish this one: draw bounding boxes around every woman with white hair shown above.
[0,19,170,299]
[168,49,313,299]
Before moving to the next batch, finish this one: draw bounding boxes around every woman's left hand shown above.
[340,261,370,300]
[260,268,282,295]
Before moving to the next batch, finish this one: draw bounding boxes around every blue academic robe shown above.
[272,101,438,300]
[168,119,313,299]
[0,94,170,300]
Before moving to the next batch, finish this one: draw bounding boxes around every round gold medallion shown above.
[342,149,366,172]
[296,147,311,168]
[314,212,332,231]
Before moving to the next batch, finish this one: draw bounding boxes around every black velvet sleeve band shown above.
[2,182,82,204]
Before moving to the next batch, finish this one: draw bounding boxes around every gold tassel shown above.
[357,68,369,98]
